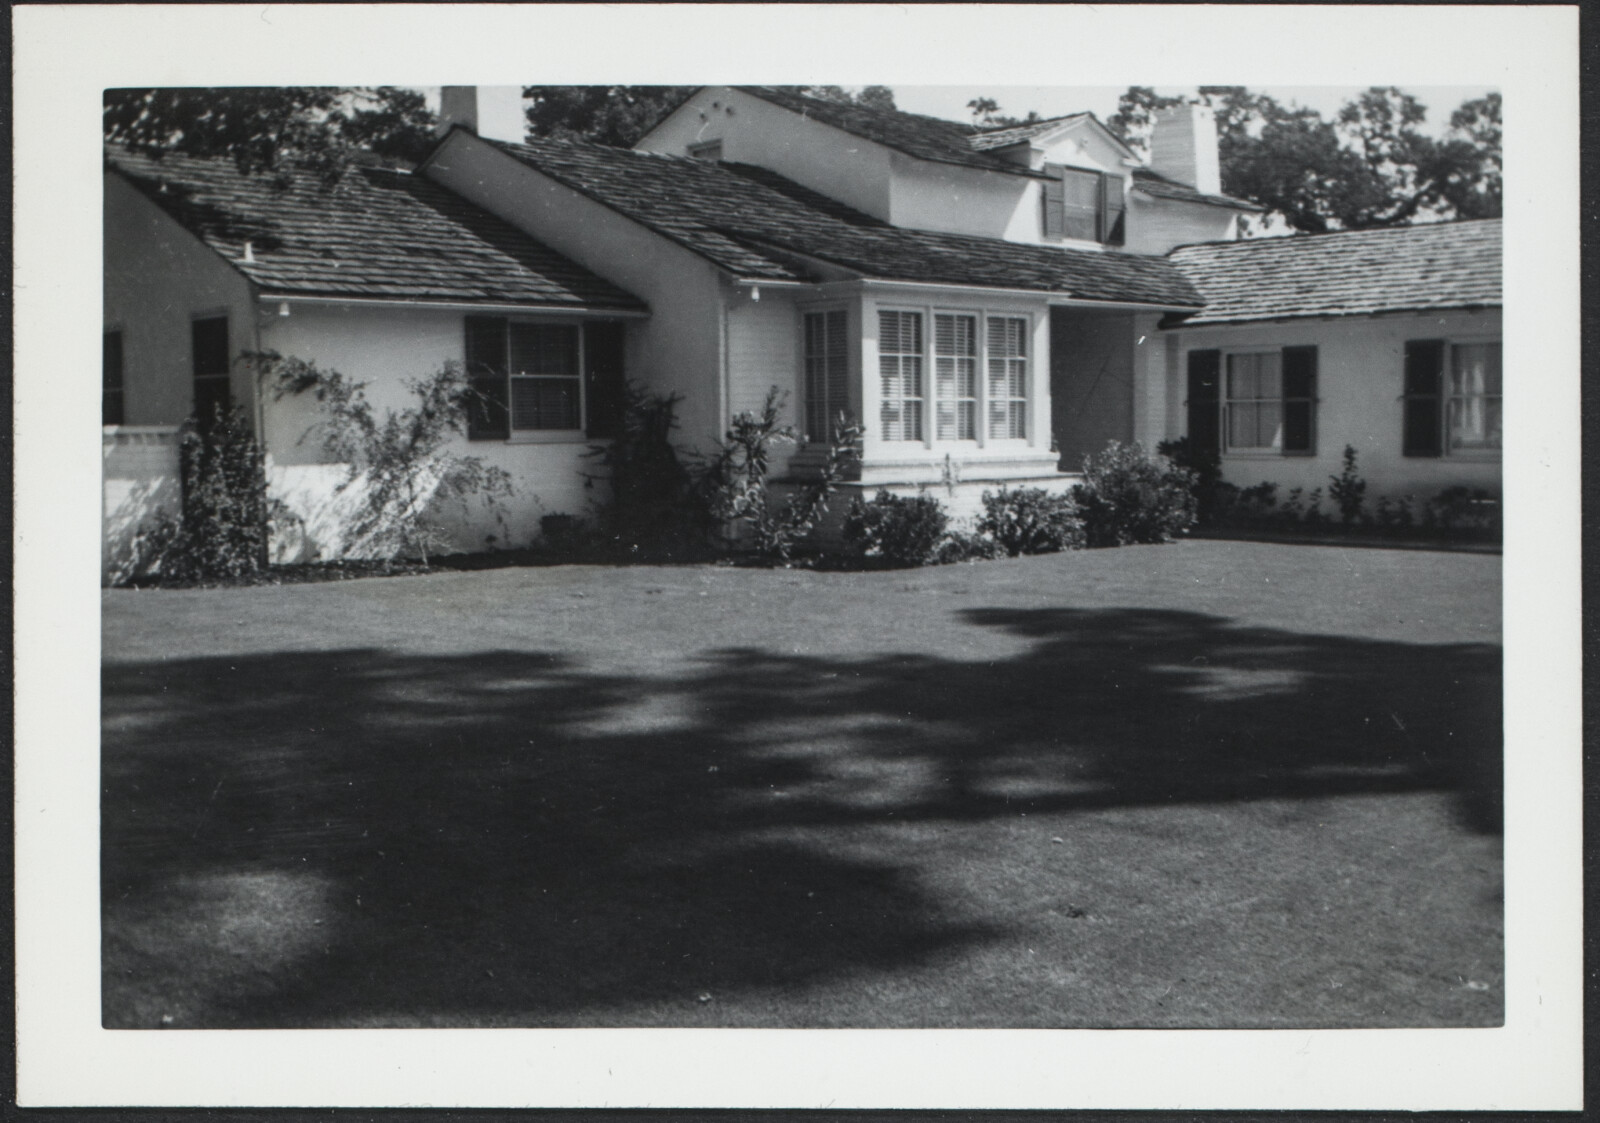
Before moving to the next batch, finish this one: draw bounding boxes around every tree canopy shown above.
[103,87,438,186]
[1105,85,1501,232]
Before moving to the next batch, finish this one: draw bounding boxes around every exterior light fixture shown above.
[277,302,291,317]
[750,285,761,302]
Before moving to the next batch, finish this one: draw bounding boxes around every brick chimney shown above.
[1148,103,1221,196]
[437,86,526,144]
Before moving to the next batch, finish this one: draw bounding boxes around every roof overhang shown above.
[262,293,650,318]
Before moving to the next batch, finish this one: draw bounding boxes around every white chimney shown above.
[1148,103,1221,196]
[437,86,526,144]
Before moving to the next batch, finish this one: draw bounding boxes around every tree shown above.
[967,97,1042,129]
[523,86,696,148]
[103,87,437,186]
[1106,84,1503,232]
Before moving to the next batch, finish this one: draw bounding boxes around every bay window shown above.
[876,308,1032,445]
[878,310,924,442]
[934,313,978,440]
[986,316,1028,439]
[803,309,849,442]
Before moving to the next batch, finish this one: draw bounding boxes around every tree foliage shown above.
[1105,85,1501,232]
[103,87,438,186]
[524,85,898,148]
[967,97,1043,129]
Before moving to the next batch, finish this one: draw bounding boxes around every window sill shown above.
[505,431,591,445]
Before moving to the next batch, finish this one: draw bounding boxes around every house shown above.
[102,84,1501,573]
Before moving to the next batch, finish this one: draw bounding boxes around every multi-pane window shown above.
[103,330,125,426]
[986,317,1028,440]
[934,313,978,440]
[1404,338,1501,456]
[1222,347,1317,454]
[804,310,849,442]
[1043,165,1126,245]
[191,316,231,423]
[465,316,608,439]
[878,310,924,442]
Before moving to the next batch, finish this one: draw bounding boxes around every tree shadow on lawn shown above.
[102,606,1501,1028]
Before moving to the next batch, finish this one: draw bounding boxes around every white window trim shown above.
[1218,346,1318,459]
[1042,164,1128,248]
[1440,334,1503,460]
[875,304,1034,451]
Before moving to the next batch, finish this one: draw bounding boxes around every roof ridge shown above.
[1169,216,1503,255]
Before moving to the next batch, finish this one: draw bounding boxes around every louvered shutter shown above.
[1186,349,1222,456]
[464,315,509,440]
[1042,164,1065,239]
[583,321,626,439]
[1281,346,1317,454]
[1403,339,1444,457]
[1103,174,1127,246]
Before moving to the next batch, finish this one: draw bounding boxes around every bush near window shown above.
[843,490,949,567]
[1156,436,1226,526]
[1328,445,1369,525]
[588,384,709,558]
[933,530,1008,565]
[1072,441,1198,547]
[976,486,1085,555]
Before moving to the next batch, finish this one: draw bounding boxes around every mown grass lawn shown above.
[101,539,1502,1028]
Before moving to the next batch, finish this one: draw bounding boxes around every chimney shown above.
[1148,103,1221,196]
[437,86,526,144]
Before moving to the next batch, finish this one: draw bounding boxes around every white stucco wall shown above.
[635,87,895,223]
[104,172,261,426]
[1124,195,1240,256]
[1163,307,1503,502]
[258,302,610,559]
[424,131,729,453]
[885,153,1039,241]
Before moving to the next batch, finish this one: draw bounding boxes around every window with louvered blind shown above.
[878,310,924,442]
[804,309,849,443]
[986,316,1028,440]
[934,314,978,441]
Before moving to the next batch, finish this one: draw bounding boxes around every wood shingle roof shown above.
[1167,219,1501,326]
[106,147,647,311]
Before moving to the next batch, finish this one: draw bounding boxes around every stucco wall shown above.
[258,302,608,559]
[102,425,182,584]
[103,172,260,426]
[886,153,1038,241]
[1164,307,1503,502]
[636,87,895,223]
[1124,195,1239,256]
[424,132,729,453]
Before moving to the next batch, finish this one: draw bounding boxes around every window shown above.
[191,316,230,422]
[1218,346,1316,454]
[986,316,1028,439]
[878,310,924,441]
[934,313,977,440]
[466,316,625,440]
[1404,338,1501,456]
[1042,165,1126,246]
[804,310,849,442]
[103,330,125,426]
[688,140,723,161]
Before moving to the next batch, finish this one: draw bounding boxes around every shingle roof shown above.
[105,147,646,310]
[1166,219,1501,326]
[967,113,1092,152]
[483,135,1204,308]
[734,86,1048,179]
[1132,168,1266,213]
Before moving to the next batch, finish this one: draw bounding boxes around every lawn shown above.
[101,539,1502,1029]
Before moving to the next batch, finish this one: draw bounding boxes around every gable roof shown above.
[1132,168,1266,213]
[478,134,1204,308]
[967,113,1092,152]
[1166,219,1501,326]
[732,86,1049,180]
[105,147,646,311]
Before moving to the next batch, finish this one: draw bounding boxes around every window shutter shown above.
[464,315,509,440]
[1403,339,1444,457]
[1186,349,1222,456]
[1042,164,1065,239]
[1103,174,1127,246]
[583,320,627,439]
[191,317,229,376]
[103,330,125,426]
[1281,345,1317,454]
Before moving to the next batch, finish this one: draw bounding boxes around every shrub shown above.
[976,486,1085,555]
[1072,441,1198,547]
[1328,445,1368,524]
[1157,436,1225,525]
[590,384,707,556]
[1424,486,1501,534]
[933,530,1007,565]
[1374,495,1417,529]
[843,490,948,566]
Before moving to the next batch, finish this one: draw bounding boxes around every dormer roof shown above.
[969,112,1137,162]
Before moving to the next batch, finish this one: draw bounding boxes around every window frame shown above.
[465,316,589,443]
[1215,345,1318,458]
[875,304,1034,449]
[190,313,232,424]
[1042,163,1127,247]
[1404,335,1501,459]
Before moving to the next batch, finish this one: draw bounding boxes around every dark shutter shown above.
[1186,349,1222,456]
[1103,174,1127,246]
[1042,164,1065,239]
[1403,339,1444,457]
[191,316,231,424]
[464,315,509,440]
[583,320,627,439]
[1281,345,1317,455]
[103,330,125,426]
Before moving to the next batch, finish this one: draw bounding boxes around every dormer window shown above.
[688,140,723,161]
[1043,165,1126,246]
